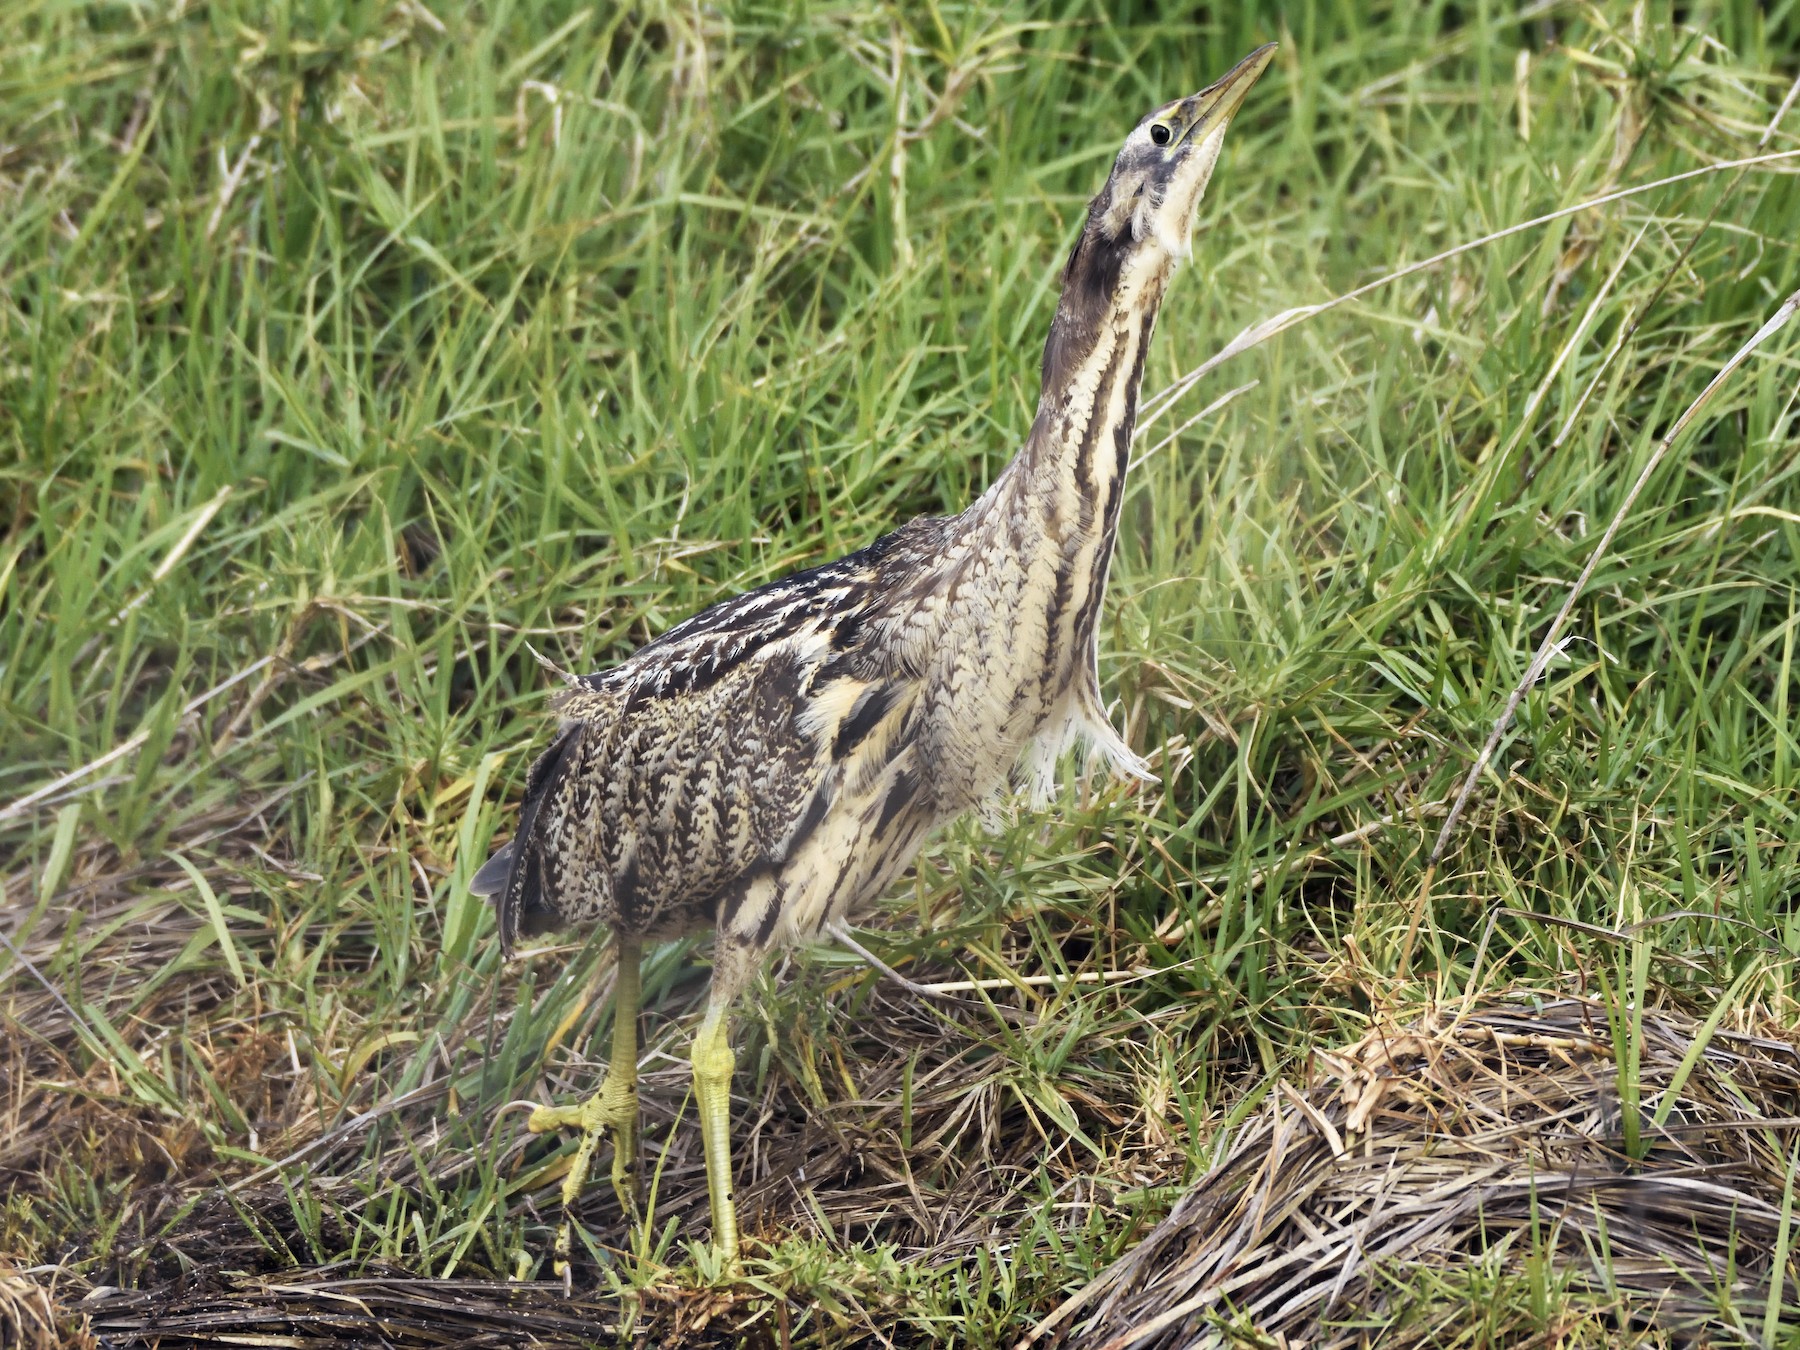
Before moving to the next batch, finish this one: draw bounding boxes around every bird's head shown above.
[1071,44,1275,279]
[1036,45,1274,415]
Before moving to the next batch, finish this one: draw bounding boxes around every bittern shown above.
[474,44,1275,1270]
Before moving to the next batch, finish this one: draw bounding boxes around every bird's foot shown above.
[528,1072,639,1280]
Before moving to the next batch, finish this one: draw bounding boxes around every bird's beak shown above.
[1169,43,1277,148]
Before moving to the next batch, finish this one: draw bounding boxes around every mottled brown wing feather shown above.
[478,516,949,953]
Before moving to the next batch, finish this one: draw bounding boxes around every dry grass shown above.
[9,917,1183,1344]
[1043,992,1800,1349]
[0,1263,95,1350]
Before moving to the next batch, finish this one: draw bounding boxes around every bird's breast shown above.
[895,528,1101,813]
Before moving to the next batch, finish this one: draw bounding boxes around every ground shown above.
[3,1,1800,1346]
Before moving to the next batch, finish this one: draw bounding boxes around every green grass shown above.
[4,0,1800,1344]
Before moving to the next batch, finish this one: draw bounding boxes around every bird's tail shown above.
[469,726,579,956]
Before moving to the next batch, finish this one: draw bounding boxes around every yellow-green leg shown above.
[691,936,758,1267]
[528,938,642,1276]
[690,1001,739,1265]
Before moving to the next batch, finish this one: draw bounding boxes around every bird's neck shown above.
[989,244,1174,553]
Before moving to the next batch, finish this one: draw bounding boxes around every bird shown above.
[473,43,1275,1272]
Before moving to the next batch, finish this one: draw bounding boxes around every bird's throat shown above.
[1009,246,1172,553]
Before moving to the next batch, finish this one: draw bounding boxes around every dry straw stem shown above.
[1390,73,1800,969]
[0,657,275,826]
[1546,72,1800,455]
[1123,142,1800,968]
[1401,283,1800,974]
[1133,147,1800,445]
[1030,994,1800,1350]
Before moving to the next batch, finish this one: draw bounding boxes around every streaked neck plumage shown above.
[974,47,1260,563]
[1018,233,1176,543]
[976,222,1183,652]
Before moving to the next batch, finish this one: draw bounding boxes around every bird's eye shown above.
[1149,123,1172,146]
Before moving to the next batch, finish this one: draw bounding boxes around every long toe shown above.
[527,1103,584,1134]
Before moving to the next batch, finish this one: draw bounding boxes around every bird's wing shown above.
[476,517,946,953]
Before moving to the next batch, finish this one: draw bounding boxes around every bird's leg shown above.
[690,1003,737,1263]
[691,939,756,1267]
[527,937,642,1276]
